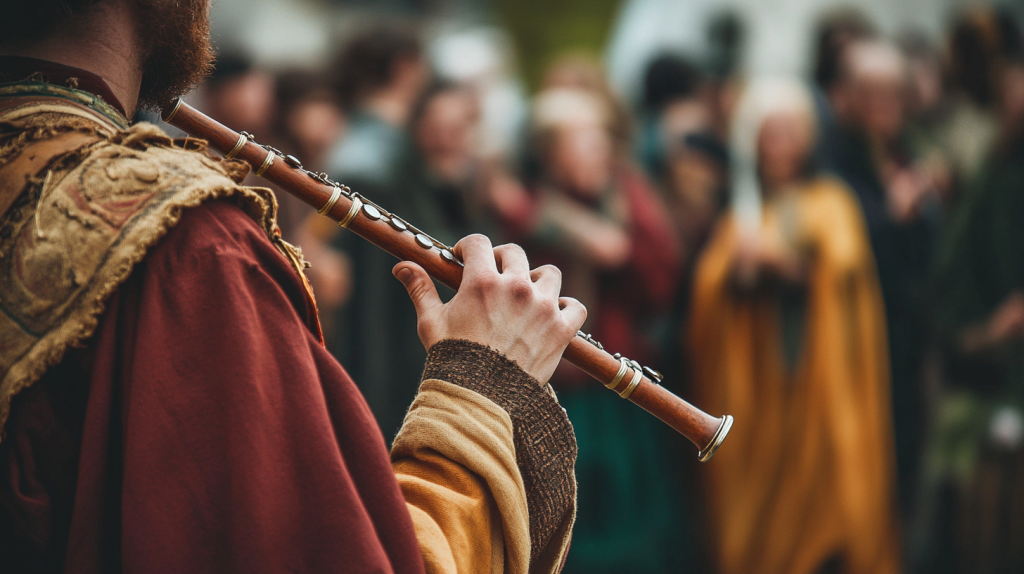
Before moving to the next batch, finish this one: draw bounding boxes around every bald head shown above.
[842,40,908,85]
[833,39,908,141]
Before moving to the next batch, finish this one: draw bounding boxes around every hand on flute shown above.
[393,234,588,385]
[161,98,731,458]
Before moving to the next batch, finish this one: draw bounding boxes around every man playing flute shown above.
[0,1,587,572]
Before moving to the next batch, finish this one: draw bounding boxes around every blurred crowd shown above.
[180,5,1024,573]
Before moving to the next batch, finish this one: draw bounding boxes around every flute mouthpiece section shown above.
[161,98,183,122]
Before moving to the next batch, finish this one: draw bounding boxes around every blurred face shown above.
[999,63,1024,133]
[287,99,345,160]
[549,118,613,197]
[758,109,813,189]
[415,90,480,169]
[667,148,721,209]
[208,72,276,133]
[854,70,906,141]
[661,100,720,208]
[661,99,713,150]
[393,55,429,100]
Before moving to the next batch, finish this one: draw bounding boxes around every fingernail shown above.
[394,267,412,282]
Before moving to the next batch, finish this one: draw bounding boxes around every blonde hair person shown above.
[689,77,901,574]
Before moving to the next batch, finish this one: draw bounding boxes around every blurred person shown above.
[0,2,587,574]
[641,53,705,118]
[275,71,345,175]
[810,7,877,170]
[705,10,744,84]
[193,53,321,253]
[658,110,729,375]
[823,39,940,521]
[310,26,431,438]
[272,70,346,236]
[690,78,900,574]
[540,54,634,156]
[429,27,528,161]
[636,52,705,177]
[327,26,426,193]
[703,11,746,143]
[812,8,877,95]
[937,8,1022,199]
[396,81,488,246]
[493,87,684,573]
[653,92,725,267]
[197,53,276,140]
[927,52,1024,574]
[272,71,351,339]
[644,88,728,386]
[899,31,955,208]
[194,52,278,202]
[653,105,729,574]
[902,33,946,123]
[348,80,492,437]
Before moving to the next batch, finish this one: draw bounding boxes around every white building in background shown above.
[208,0,1005,105]
[606,0,980,103]
[208,0,347,70]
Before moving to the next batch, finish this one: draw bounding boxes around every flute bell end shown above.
[697,415,733,463]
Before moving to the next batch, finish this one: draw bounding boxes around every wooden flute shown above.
[161,98,733,461]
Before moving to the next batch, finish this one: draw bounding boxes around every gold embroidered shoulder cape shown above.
[0,82,300,433]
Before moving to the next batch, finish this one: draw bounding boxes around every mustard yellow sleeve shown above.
[391,340,578,574]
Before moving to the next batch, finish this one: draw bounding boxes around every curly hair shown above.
[0,0,102,45]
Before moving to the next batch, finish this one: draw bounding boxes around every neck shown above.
[761,176,800,198]
[427,153,472,183]
[0,0,143,117]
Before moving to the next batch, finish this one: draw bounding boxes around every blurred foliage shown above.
[929,392,993,480]
[327,0,435,13]
[494,0,622,92]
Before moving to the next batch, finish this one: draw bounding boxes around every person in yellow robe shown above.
[688,78,901,574]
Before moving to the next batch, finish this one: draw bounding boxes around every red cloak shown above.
[0,200,427,573]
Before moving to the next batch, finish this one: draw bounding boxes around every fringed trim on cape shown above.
[0,94,305,435]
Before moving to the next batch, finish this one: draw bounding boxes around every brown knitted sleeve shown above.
[420,339,577,565]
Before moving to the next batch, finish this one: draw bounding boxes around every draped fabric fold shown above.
[689,179,900,574]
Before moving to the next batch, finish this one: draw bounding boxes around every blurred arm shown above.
[533,192,632,270]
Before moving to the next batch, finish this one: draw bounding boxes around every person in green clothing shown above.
[491,85,689,574]
[927,53,1024,574]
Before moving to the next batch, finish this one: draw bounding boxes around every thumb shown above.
[393,262,442,318]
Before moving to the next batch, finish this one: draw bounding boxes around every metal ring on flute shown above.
[619,367,643,399]
[605,358,630,391]
[254,150,275,177]
[338,195,363,228]
[698,415,734,462]
[318,186,342,216]
[161,98,183,122]
[224,133,247,160]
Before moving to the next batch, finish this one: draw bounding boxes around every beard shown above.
[136,0,215,111]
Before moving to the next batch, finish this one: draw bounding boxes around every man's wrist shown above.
[419,338,577,563]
